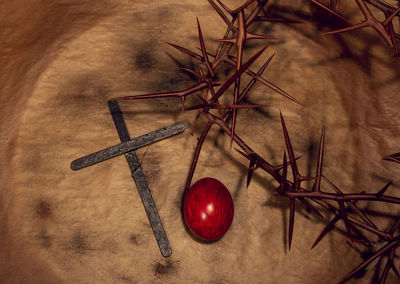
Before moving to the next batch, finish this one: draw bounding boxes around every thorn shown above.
[280,152,288,193]
[166,42,203,61]
[254,16,302,24]
[234,149,257,188]
[382,7,400,27]
[230,109,237,149]
[222,54,303,106]
[212,46,269,103]
[214,38,237,44]
[383,153,400,163]
[235,148,250,159]
[307,0,350,22]
[390,253,400,279]
[247,159,256,188]
[215,0,233,14]
[338,200,353,240]
[321,21,369,36]
[190,112,202,135]
[389,217,400,235]
[181,97,185,112]
[231,0,255,14]
[387,21,400,57]
[207,0,237,32]
[312,215,341,249]
[288,198,296,250]
[221,104,269,109]
[279,111,300,190]
[197,18,215,77]
[246,32,276,40]
[184,102,210,111]
[274,156,302,171]
[312,127,325,192]
[376,181,392,197]
[340,239,400,282]
[379,256,391,284]
[180,67,201,79]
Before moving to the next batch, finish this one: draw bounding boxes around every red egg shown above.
[183,177,234,241]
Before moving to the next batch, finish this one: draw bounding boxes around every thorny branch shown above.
[114,0,400,282]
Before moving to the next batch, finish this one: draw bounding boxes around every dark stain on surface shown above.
[119,275,133,283]
[129,233,139,245]
[39,229,52,249]
[134,44,157,71]
[148,53,198,93]
[153,259,176,276]
[141,162,161,186]
[305,138,317,181]
[70,231,90,255]
[35,198,52,219]
[54,75,110,118]
[153,69,196,93]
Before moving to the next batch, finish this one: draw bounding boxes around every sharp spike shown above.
[223,52,275,125]
[312,215,341,249]
[219,104,269,109]
[383,153,400,163]
[215,0,233,14]
[190,111,202,135]
[274,156,302,171]
[340,240,400,282]
[288,198,296,250]
[231,0,256,14]
[166,42,203,61]
[235,148,250,159]
[376,181,392,197]
[255,16,302,24]
[115,81,218,102]
[195,93,208,103]
[184,121,214,193]
[379,257,391,284]
[387,22,400,57]
[322,175,342,194]
[214,38,237,44]
[279,112,300,189]
[230,109,237,149]
[181,96,186,112]
[382,7,400,27]
[322,21,369,36]
[389,217,400,235]
[247,159,256,188]
[312,127,325,192]
[280,152,288,193]
[245,32,276,40]
[213,46,268,102]
[388,248,400,279]
[180,67,201,79]
[338,200,353,240]
[184,102,211,111]
[222,56,302,105]
[196,18,215,77]
[307,0,350,22]
[390,264,400,280]
[207,0,237,31]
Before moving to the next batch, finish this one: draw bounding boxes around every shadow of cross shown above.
[70,100,186,257]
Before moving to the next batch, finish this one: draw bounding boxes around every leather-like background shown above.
[1,0,399,283]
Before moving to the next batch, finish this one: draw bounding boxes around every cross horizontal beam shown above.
[70,122,185,170]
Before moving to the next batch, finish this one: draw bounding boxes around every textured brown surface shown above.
[1,0,400,283]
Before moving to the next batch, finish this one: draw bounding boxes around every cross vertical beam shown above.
[108,100,172,257]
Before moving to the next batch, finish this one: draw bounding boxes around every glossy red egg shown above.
[183,177,234,241]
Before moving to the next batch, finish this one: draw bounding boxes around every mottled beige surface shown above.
[1,0,400,283]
